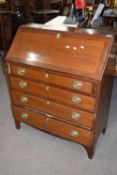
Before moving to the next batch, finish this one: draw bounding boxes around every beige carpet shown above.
[0,58,117,175]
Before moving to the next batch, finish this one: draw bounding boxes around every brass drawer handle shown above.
[19,81,28,88]
[70,130,79,137]
[72,112,81,120]
[73,81,83,89]
[17,68,26,76]
[72,96,82,104]
[20,96,28,103]
[21,113,29,119]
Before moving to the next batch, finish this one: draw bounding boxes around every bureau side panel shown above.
[93,74,113,145]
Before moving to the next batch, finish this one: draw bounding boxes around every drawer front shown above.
[11,90,94,128]
[10,64,93,94]
[12,105,92,146]
[10,77,96,112]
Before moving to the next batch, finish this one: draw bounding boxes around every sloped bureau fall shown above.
[5,25,113,159]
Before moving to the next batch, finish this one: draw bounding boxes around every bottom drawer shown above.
[12,105,92,146]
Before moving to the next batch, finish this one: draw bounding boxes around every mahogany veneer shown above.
[5,25,113,159]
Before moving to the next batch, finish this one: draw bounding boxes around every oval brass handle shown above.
[20,96,28,103]
[70,130,79,137]
[19,81,28,88]
[21,113,29,119]
[72,96,82,104]
[72,112,81,120]
[17,68,26,76]
[73,81,83,89]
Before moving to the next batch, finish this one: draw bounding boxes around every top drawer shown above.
[10,64,93,95]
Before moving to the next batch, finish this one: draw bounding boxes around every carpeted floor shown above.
[0,57,117,175]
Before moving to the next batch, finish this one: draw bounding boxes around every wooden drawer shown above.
[12,105,92,146]
[11,90,94,128]
[10,85,96,112]
[10,77,96,112]
[10,64,93,95]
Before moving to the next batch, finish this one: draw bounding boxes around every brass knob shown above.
[17,68,26,76]
[21,113,29,119]
[73,81,83,89]
[20,96,28,103]
[70,130,79,137]
[72,96,82,104]
[19,81,27,88]
[72,112,81,120]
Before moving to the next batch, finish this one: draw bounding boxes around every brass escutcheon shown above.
[46,100,50,105]
[56,33,61,39]
[46,118,50,122]
[45,73,49,79]
[46,86,50,91]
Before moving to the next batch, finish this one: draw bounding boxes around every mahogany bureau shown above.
[5,25,113,159]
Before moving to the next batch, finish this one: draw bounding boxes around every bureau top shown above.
[6,25,113,81]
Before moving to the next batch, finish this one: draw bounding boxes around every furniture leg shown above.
[14,119,21,129]
[102,127,107,135]
[85,146,95,159]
